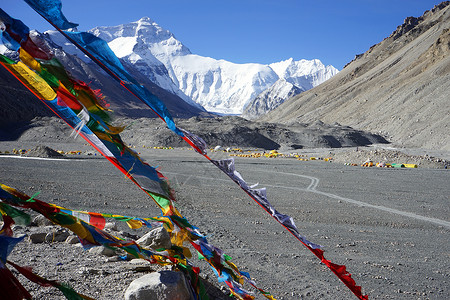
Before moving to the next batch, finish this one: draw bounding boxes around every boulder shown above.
[136,227,171,250]
[124,271,191,300]
[126,259,154,273]
[29,232,47,243]
[32,215,54,227]
[45,229,70,242]
[65,235,80,244]
[104,222,118,231]
[88,246,116,257]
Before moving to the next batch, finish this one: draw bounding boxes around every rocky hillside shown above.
[1,116,387,151]
[262,2,450,151]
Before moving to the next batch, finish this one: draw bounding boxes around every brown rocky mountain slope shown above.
[261,2,450,151]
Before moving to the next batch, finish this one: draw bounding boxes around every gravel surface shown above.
[1,144,449,299]
[328,148,449,169]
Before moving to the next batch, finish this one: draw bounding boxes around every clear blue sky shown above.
[1,0,445,69]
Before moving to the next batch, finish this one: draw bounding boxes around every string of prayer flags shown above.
[0,183,274,299]
[3,2,368,298]
[211,158,322,249]
[57,207,166,230]
[211,158,368,299]
[0,53,173,214]
[0,15,179,217]
[16,7,367,298]
[0,58,266,300]
[0,184,176,263]
[0,9,274,297]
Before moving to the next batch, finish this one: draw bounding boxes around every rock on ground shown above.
[136,226,172,250]
[124,271,192,300]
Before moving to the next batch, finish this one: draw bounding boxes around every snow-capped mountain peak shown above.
[46,17,339,115]
[89,17,191,59]
[85,18,201,108]
[270,58,339,90]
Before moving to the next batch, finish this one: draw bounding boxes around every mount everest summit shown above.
[84,17,338,115]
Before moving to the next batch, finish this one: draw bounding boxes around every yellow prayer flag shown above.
[0,60,56,100]
[126,219,143,229]
[19,48,42,72]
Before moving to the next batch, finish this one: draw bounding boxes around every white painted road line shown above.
[0,155,83,161]
[165,169,450,229]
[263,170,450,229]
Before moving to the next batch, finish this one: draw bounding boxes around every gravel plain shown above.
[1,141,449,299]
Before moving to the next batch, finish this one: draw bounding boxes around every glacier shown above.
[242,79,305,119]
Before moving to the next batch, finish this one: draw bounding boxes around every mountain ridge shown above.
[261,2,450,151]
[86,17,338,115]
